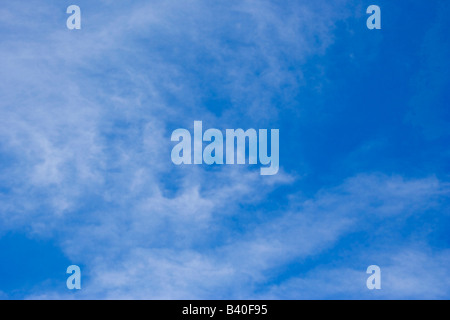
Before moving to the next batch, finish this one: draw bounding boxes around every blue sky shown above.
[0,0,449,299]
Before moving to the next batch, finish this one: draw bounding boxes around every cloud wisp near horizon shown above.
[0,0,449,299]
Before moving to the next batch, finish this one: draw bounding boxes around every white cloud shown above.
[0,0,340,232]
[22,173,449,299]
[262,248,450,300]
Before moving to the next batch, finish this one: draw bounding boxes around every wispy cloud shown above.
[264,248,450,300]
[21,173,449,299]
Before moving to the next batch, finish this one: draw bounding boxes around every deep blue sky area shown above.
[0,233,71,298]
[0,0,449,299]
